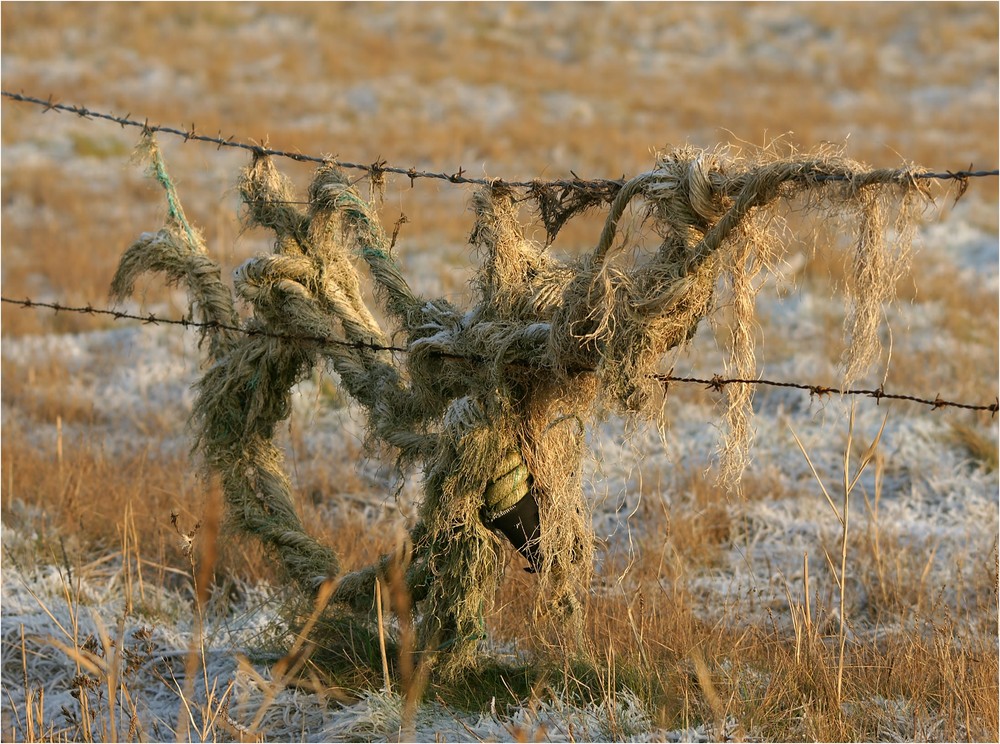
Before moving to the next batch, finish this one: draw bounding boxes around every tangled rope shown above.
[111,134,927,676]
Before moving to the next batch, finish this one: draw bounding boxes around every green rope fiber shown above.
[146,137,199,248]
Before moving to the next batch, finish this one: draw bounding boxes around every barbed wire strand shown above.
[4,296,996,416]
[4,91,999,193]
[0,296,409,354]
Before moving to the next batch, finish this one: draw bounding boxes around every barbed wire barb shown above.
[4,295,996,416]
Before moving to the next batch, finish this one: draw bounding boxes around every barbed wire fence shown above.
[3,91,998,419]
[4,296,996,416]
[6,89,1000,671]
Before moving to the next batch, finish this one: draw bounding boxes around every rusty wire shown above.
[3,91,999,195]
[4,296,996,416]
[0,296,409,354]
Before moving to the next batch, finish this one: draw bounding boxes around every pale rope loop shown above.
[590,154,731,272]
[688,155,725,222]
[590,174,654,268]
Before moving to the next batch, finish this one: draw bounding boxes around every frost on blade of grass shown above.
[221,685,658,743]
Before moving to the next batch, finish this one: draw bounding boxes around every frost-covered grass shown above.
[2,3,998,742]
[3,379,997,740]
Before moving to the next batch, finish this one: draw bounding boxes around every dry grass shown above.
[2,417,997,741]
[486,476,999,742]
[0,423,397,593]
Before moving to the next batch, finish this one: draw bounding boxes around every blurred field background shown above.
[2,3,998,741]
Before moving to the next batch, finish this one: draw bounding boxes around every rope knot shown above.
[686,155,727,222]
[644,150,729,229]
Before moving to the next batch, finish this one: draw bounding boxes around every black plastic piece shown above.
[485,491,542,573]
